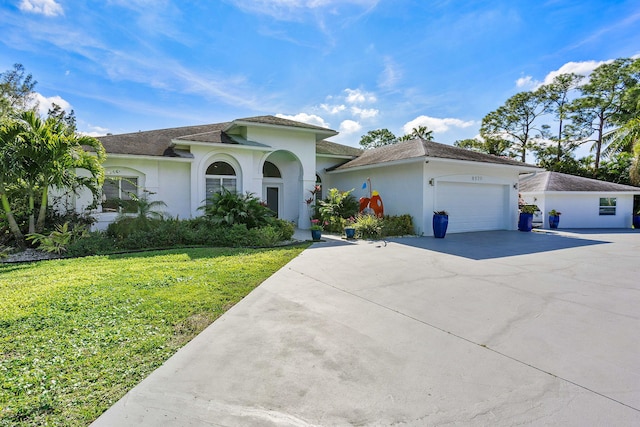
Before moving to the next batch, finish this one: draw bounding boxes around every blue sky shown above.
[1,0,639,149]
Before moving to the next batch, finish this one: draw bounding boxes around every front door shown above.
[266,186,279,217]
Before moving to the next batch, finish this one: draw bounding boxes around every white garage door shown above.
[435,182,508,233]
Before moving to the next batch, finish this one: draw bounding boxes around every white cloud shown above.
[32,93,72,117]
[339,119,362,134]
[350,106,378,119]
[229,0,379,21]
[276,113,330,128]
[402,115,475,134]
[541,59,612,86]
[378,56,402,89]
[344,88,377,104]
[515,75,539,90]
[80,124,110,137]
[19,0,63,16]
[320,103,346,114]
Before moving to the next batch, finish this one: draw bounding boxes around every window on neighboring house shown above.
[599,197,616,215]
[102,177,138,213]
[205,161,237,202]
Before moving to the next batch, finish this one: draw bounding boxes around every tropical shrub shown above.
[317,188,359,232]
[200,188,275,229]
[26,222,90,254]
[353,214,382,239]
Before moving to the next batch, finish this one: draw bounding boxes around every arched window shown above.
[263,161,282,178]
[205,161,237,200]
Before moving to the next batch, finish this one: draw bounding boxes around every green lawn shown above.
[0,245,308,426]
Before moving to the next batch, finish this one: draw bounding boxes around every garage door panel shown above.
[436,182,507,233]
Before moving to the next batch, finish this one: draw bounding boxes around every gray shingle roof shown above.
[233,115,336,133]
[519,171,640,192]
[333,138,537,170]
[97,115,337,157]
[98,123,229,156]
[316,140,363,157]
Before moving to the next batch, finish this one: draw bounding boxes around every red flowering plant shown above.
[310,219,323,231]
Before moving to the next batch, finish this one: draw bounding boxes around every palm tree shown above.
[399,126,434,141]
[0,118,26,247]
[17,110,105,233]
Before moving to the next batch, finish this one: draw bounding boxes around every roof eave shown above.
[105,153,194,162]
[224,120,338,140]
[327,156,425,174]
[170,139,274,152]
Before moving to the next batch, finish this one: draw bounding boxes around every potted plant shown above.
[518,205,537,232]
[633,210,640,229]
[344,216,356,239]
[310,219,323,241]
[432,210,449,238]
[548,209,561,229]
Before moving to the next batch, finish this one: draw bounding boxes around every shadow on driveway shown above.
[387,230,610,260]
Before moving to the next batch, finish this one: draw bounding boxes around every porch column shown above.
[299,178,315,229]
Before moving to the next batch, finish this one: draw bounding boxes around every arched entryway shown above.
[261,151,303,224]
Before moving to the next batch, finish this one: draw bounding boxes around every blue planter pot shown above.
[549,215,560,229]
[311,229,322,241]
[344,227,356,239]
[432,214,448,238]
[633,215,640,229]
[518,213,533,232]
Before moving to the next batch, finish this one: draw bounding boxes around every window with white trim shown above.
[102,177,138,213]
[599,197,616,215]
[205,161,237,202]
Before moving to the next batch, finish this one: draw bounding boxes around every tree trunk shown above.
[0,189,25,249]
[557,118,563,162]
[36,186,48,232]
[594,120,604,171]
[28,189,35,234]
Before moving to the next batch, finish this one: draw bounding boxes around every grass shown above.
[0,245,308,426]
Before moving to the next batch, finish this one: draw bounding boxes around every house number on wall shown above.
[471,176,483,181]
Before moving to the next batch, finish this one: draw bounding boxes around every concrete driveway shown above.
[92,230,640,426]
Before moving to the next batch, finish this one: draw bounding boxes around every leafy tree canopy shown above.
[359,128,397,149]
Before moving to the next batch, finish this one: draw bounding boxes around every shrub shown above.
[317,188,359,232]
[200,189,275,229]
[381,214,414,236]
[26,222,90,254]
[354,214,382,239]
[66,232,119,257]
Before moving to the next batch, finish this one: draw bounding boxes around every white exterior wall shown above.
[88,158,193,230]
[520,192,637,228]
[427,161,521,233]
[328,159,523,236]
[326,160,424,233]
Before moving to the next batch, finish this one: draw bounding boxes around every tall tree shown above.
[480,90,550,162]
[359,128,397,149]
[454,136,510,156]
[570,58,637,170]
[538,73,584,162]
[0,64,37,117]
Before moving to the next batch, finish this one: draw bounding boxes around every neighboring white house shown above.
[73,115,540,235]
[519,171,640,229]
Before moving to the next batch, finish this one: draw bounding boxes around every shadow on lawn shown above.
[386,230,610,260]
[105,244,310,261]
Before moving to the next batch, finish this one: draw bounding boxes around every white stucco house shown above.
[519,171,640,229]
[75,115,540,235]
